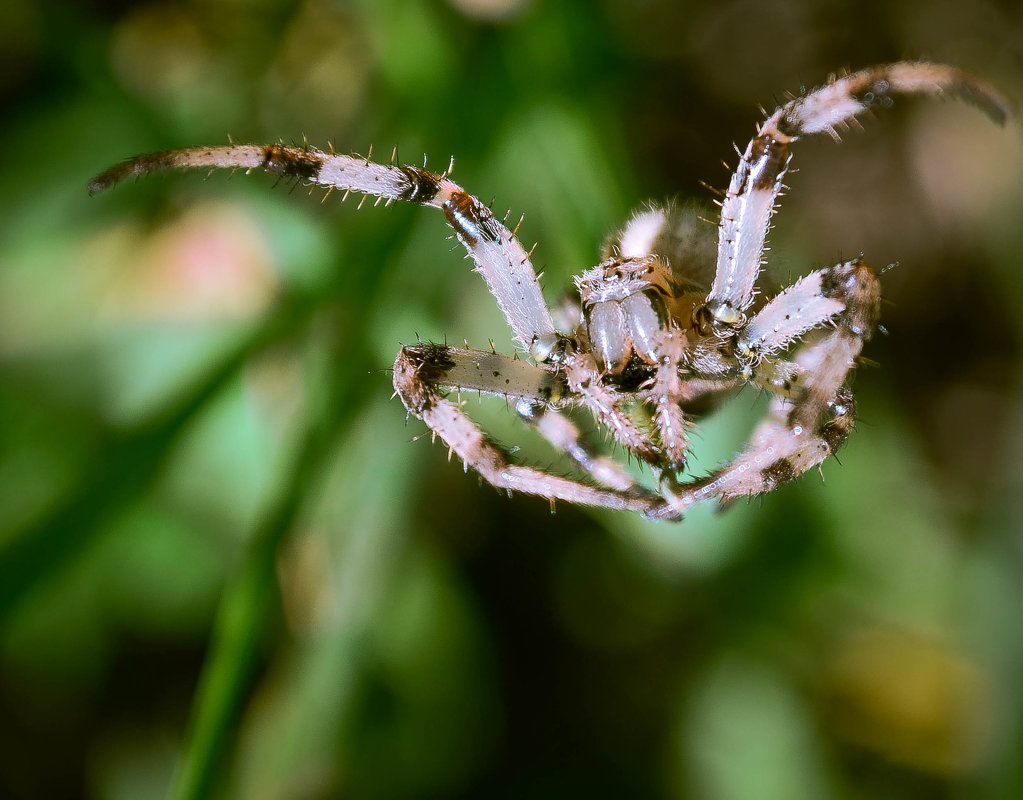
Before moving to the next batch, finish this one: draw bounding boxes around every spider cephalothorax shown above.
[90,63,1009,520]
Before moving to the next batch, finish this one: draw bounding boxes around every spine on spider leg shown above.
[705,62,1011,326]
[89,142,558,351]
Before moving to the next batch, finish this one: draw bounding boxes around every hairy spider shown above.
[91,63,1008,521]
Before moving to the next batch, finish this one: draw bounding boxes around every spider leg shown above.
[90,145,559,354]
[652,260,880,519]
[777,259,879,429]
[400,342,568,405]
[641,327,690,471]
[516,403,644,493]
[562,350,664,465]
[737,263,851,360]
[396,342,640,490]
[652,352,855,521]
[733,258,871,400]
[392,344,673,517]
[704,62,1010,329]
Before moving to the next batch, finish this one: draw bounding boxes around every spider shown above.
[90,62,1008,521]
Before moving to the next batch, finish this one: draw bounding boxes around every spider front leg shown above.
[654,259,880,518]
[701,62,1009,330]
[90,143,563,356]
[392,343,673,518]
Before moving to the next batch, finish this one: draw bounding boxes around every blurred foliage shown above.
[2,0,1023,798]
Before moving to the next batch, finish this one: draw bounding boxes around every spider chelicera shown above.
[90,62,1009,520]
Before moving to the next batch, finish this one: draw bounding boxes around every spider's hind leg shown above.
[392,343,673,518]
[653,346,859,519]
[651,259,880,519]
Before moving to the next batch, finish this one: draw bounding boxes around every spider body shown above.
[90,63,1009,520]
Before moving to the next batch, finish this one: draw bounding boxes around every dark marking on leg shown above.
[819,259,870,299]
[820,390,856,451]
[537,373,566,403]
[748,136,791,193]
[760,457,797,492]
[847,68,892,107]
[820,260,881,336]
[443,191,501,246]
[775,113,803,138]
[397,165,442,203]
[402,343,457,382]
[820,419,850,453]
[88,152,180,195]
[262,145,322,180]
[819,263,846,299]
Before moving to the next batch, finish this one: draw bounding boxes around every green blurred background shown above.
[2,0,1023,797]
